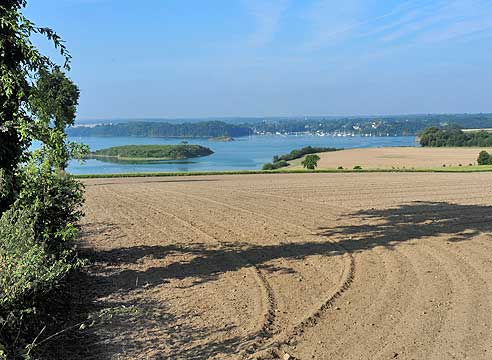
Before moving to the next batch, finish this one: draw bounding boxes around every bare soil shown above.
[289,147,490,169]
[72,173,492,359]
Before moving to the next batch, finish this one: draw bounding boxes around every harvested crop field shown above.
[290,147,490,169]
[71,172,492,359]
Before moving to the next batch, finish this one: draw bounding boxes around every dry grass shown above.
[289,146,489,170]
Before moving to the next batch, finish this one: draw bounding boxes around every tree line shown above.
[262,146,338,170]
[419,127,492,147]
[68,121,253,138]
[70,114,492,139]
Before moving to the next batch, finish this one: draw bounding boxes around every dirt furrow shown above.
[76,173,492,360]
[102,186,280,358]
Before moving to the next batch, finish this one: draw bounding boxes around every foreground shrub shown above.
[0,204,78,357]
[17,165,84,253]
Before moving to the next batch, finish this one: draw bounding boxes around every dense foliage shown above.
[262,160,289,170]
[68,121,253,138]
[419,127,492,147]
[477,151,492,165]
[263,146,338,170]
[0,203,79,358]
[92,144,214,160]
[1,1,85,358]
[275,146,338,162]
[301,154,320,170]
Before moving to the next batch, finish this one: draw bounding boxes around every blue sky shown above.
[25,0,492,120]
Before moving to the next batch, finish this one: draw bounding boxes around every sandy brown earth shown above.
[290,147,491,169]
[72,173,492,359]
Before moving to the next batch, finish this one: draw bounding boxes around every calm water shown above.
[67,135,418,174]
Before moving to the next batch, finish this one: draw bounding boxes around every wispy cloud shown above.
[301,0,492,52]
[373,0,492,44]
[301,0,367,50]
[413,0,492,43]
[242,0,290,47]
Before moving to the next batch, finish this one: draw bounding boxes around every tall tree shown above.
[302,154,320,170]
[0,0,70,212]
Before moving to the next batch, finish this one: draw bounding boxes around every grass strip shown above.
[74,165,492,179]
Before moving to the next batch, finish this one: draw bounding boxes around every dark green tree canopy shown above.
[477,150,491,165]
[1,0,73,211]
[302,154,320,170]
[419,126,492,147]
[30,68,81,169]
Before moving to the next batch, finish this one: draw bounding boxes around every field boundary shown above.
[74,166,492,179]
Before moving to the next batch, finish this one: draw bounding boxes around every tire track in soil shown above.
[290,235,422,359]
[80,173,492,360]
[422,241,492,359]
[366,238,488,360]
[82,187,268,359]
[101,185,278,357]
[369,243,452,359]
[140,188,356,359]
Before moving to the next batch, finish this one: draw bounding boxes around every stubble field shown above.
[74,172,492,359]
[289,147,489,170]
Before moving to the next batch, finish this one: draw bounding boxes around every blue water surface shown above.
[67,135,418,174]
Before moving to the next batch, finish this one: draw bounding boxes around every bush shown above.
[0,164,84,358]
[17,166,84,253]
[337,166,343,170]
[477,150,492,165]
[353,165,362,170]
[0,205,75,309]
[0,204,78,357]
[262,160,289,170]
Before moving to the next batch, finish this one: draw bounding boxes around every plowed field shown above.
[75,173,492,359]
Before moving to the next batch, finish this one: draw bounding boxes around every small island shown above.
[90,144,214,162]
[208,136,234,142]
